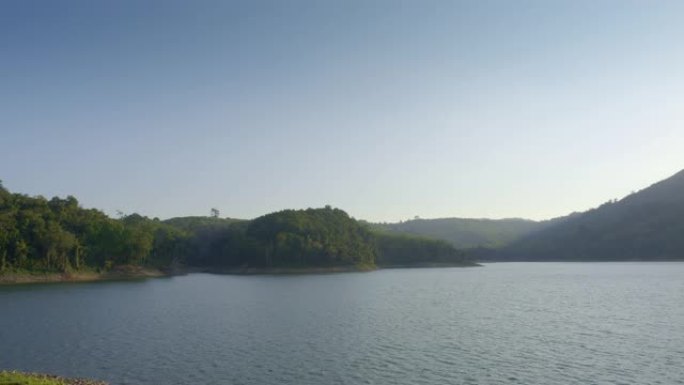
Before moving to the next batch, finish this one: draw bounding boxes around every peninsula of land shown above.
[0,182,476,284]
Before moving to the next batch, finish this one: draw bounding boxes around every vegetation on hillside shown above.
[246,207,376,267]
[0,182,474,275]
[0,182,189,273]
[174,207,378,268]
[368,217,543,249]
[172,207,473,268]
[375,232,468,266]
[497,169,684,260]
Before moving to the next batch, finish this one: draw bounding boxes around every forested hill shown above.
[183,207,378,268]
[0,184,189,272]
[497,169,684,261]
[0,183,475,275]
[368,217,544,249]
[168,207,473,269]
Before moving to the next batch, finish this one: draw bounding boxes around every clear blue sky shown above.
[2,0,683,222]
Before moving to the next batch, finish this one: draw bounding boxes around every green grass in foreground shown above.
[0,371,105,385]
[0,371,66,385]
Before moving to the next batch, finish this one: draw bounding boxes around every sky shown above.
[2,0,684,222]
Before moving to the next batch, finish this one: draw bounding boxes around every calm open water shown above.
[2,263,684,385]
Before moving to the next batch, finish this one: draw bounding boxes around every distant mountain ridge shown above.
[495,169,684,260]
[367,217,546,249]
[365,169,684,261]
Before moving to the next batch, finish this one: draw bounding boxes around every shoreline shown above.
[157,262,480,276]
[202,265,374,275]
[378,262,481,269]
[0,266,165,286]
[0,262,480,285]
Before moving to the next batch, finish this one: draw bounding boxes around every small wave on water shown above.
[1,263,684,385]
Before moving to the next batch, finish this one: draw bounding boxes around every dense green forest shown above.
[495,169,684,261]
[171,209,471,269]
[172,207,379,269]
[375,232,467,266]
[0,182,474,274]
[0,182,189,272]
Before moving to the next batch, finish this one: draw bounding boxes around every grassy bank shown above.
[0,371,106,385]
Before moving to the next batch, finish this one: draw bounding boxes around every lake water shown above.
[2,263,684,385]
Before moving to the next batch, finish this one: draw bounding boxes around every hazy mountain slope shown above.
[498,169,684,260]
[369,217,544,249]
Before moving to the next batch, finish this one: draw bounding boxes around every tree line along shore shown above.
[0,182,476,284]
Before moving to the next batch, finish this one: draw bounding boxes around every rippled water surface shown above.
[2,263,684,385]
